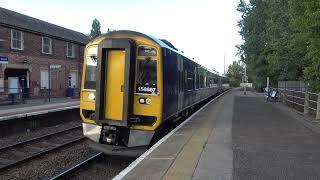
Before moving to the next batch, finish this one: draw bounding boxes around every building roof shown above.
[0,7,89,44]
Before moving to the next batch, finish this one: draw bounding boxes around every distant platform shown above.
[0,100,79,121]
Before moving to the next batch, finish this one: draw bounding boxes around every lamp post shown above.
[241,62,247,95]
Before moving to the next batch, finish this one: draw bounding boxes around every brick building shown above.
[0,7,89,98]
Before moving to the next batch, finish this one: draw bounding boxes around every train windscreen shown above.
[84,56,97,89]
[136,59,157,94]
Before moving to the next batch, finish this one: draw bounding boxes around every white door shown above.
[8,77,19,94]
[70,71,77,88]
[40,69,49,89]
[0,78,4,92]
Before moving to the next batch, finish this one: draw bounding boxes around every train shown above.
[80,30,229,156]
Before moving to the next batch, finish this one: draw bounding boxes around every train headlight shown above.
[146,98,152,105]
[139,98,145,104]
[88,93,95,100]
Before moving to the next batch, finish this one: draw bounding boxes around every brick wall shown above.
[0,25,85,98]
[0,26,84,61]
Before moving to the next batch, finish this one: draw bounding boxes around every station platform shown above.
[0,99,79,121]
[115,89,320,180]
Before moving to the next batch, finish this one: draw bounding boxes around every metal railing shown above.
[276,87,320,120]
[0,87,80,105]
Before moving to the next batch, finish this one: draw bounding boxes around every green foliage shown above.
[226,61,244,87]
[237,0,320,91]
[90,18,101,39]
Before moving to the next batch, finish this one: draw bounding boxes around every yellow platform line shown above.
[162,107,221,180]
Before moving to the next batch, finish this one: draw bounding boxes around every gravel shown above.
[0,120,81,148]
[0,140,97,179]
[0,120,134,180]
[64,155,135,180]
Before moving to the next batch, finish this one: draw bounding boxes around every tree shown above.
[289,0,320,91]
[226,61,244,87]
[90,18,101,39]
[236,0,310,90]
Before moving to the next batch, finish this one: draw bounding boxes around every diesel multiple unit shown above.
[80,30,228,156]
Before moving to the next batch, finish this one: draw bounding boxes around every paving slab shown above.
[232,95,320,180]
[117,90,320,180]
[120,91,232,180]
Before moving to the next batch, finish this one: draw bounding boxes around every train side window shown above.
[199,70,204,88]
[136,58,157,94]
[195,67,200,89]
[206,74,210,87]
[205,75,207,88]
[187,70,194,91]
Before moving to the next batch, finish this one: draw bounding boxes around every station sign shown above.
[0,56,8,64]
[240,83,253,87]
[50,64,61,69]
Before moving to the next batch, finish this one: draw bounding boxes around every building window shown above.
[70,71,78,88]
[11,29,24,50]
[42,37,52,54]
[67,42,75,58]
[40,69,49,89]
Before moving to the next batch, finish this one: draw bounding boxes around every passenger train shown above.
[80,30,229,156]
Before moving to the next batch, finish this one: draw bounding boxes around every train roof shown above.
[93,30,221,76]
[99,30,179,52]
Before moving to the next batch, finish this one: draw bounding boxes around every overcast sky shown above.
[1,0,242,74]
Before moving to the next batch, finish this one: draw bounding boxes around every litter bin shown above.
[9,93,17,104]
[66,88,74,97]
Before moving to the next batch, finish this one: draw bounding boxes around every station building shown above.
[0,7,89,98]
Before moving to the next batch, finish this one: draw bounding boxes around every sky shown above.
[0,0,242,74]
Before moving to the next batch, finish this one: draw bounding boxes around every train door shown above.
[177,55,184,112]
[95,39,136,127]
[105,50,125,120]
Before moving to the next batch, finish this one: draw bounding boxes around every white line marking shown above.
[112,91,227,180]
[149,157,175,160]
[0,105,79,121]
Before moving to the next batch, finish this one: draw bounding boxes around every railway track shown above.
[50,152,104,180]
[0,125,84,171]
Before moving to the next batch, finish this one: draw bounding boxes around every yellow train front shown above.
[80,30,227,156]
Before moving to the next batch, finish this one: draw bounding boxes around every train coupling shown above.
[101,126,122,146]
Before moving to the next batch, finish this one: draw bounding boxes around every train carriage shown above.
[80,30,228,156]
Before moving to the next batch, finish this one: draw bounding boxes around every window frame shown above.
[42,37,52,54]
[66,42,75,58]
[11,29,24,50]
[135,58,159,95]
[186,69,195,91]
[70,70,78,88]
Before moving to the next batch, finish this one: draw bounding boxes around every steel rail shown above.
[0,125,82,151]
[0,126,84,171]
[49,152,104,180]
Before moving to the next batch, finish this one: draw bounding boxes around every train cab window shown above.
[136,58,157,94]
[84,56,97,89]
